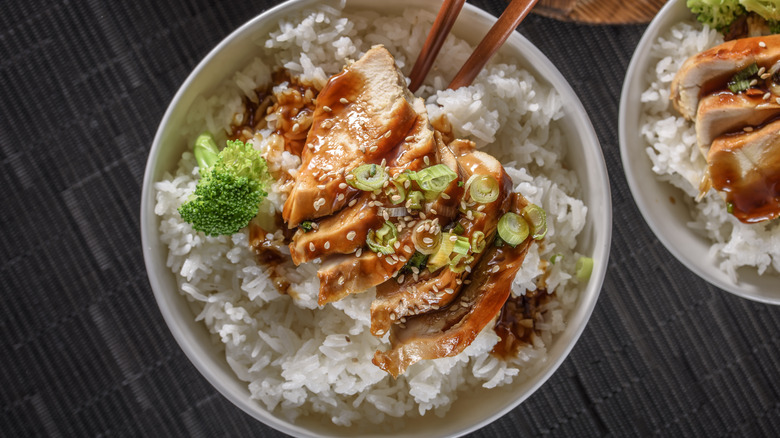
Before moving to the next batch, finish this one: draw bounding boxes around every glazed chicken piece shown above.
[707,117,780,223]
[373,193,534,378]
[282,45,418,227]
[370,147,513,336]
[695,92,780,156]
[671,34,780,120]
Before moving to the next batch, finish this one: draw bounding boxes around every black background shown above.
[2,0,778,436]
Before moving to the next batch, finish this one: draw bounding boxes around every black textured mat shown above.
[2,0,778,436]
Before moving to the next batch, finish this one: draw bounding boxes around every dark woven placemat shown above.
[1,0,778,436]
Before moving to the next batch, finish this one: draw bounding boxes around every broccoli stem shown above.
[194,132,220,172]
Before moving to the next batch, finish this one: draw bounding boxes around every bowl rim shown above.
[618,0,780,305]
[140,0,612,436]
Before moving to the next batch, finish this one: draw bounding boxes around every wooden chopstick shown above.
[409,0,467,92]
[448,0,539,90]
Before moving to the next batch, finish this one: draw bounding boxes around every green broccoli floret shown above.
[687,0,746,30]
[741,0,780,22]
[178,133,270,237]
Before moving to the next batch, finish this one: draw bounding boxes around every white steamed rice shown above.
[640,21,780,280]
[154,5,588,427]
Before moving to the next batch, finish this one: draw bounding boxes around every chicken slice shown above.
[695,91,780,156]
[707,117,780,223]
[282,45,418,227]
[372,194,535,378]
[370,148,514,336]
[671,34,780,120]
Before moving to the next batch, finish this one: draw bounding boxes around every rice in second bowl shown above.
[639,21,780,281]
[153,4,590,428]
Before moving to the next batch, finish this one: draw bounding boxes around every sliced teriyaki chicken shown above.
[316,131,464,305]
[695,92,780,156]
[671,34,780,120]
[707,117,780,223]
[372,193,534,378]
[370,148,513,336]
[289,96,440,265]
[282,45,418,227]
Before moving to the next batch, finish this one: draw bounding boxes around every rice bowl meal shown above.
[636,0,780,284]
[145,0,607,433]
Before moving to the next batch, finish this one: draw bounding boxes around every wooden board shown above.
[533,0,668,24]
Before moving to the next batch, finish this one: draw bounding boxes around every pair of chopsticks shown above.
[408,0,539,92]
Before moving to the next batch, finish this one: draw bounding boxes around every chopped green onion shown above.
[410,164,457,200]
[411,219,441,255]
[386,179,406,205]
[458,180,464,187]
[521,204,547,240]
[367,221,398,255]
[497,212,529,247]
[726,202,734,214]
[348,163,387,191]
[550,254,563,264]
[495,236,505,247]
[727,62,758,93]
[428,232,455,272]
[452,236,470,255]
[575,256,594,281]
[449,253,473,273]
[301,221,314,232]
[452,223,465,235]
[471,231,486,253]
[406,191,424,210]
[401,251,428,273]
[467,174,499,204]
[194,132,220,172]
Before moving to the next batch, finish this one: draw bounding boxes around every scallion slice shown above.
[385,179,406,205]
[575,256,594,281]
[497,212,529,247]
[301,221,315,232]
[410,164,457,200]
[406,191,424,210]
[521,204,547,240]
[449,253,473,273]
[427,232,455,272]
[367,221,398,255]
[727,62,759,93]
[467,174,499,203]
[348,164,387,191]
[452,236,470,255]
[411,219,441,255]
[471,231,486,253]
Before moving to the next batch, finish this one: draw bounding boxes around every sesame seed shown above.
[744,126,754,132]
[750,78,758,87]
[340,97,349,104]
[346,173,355,180]
[347,231,356,241]
[419,213,427,220]
[759,41,767,48]
[477,205,485,212]
[433,285,439,293]
[405,136,415,142]
[383,210,390,221]
[397,275,405,284]
[466,210,474,220]
[323,105,332,112]
[464,279,471,285]
[337,193,345,201]
[492,265,500,273]
[404,181,411,189]
[449,235,458,242]
[465,266,472,273]
[423,156,430,165]
[403,245,411,253]
[292,123,300,132]
[411,267,420,275]
[456,279,462,285]
[758,66,766,76]
[339,183,348,189]
[422,237,433,244]
[762,73,771,80]
[430,209,437,215]
[776,97,780,105]
[359,145,366,153]
[309,242,315,251]
[445,288,454,294]
[317,184,326,190]
[348,199,357,207]
[392,195,402,203]
[369,146,378,153]
[441,192,450,200]
[397,223,405,231]
[400,317,407,323]
[394,241,401,249]
[413,274,418,282]
[313,198,326,211]
[384,131,392,138]
[460,201,467,210]
[416,224,426,233]
[324,241,331,250]
[398,256,407,263]
[318,174,328,182]
[356,248,362,257]
[338,275,345,285]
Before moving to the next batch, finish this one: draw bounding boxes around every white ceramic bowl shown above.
[619,0,780,305]
[141,0,612,436]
